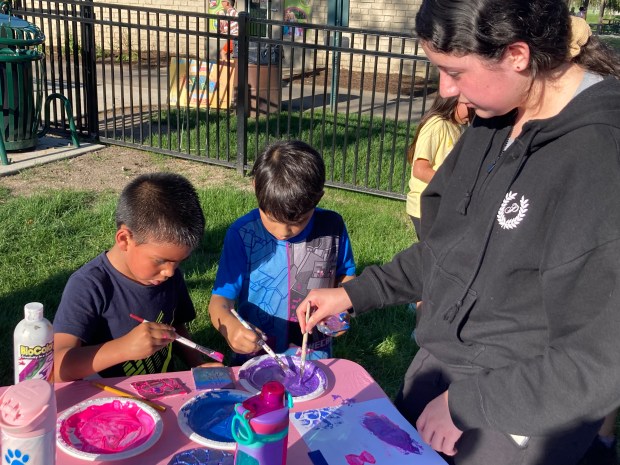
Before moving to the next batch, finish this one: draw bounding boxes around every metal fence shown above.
[15,0,436,199]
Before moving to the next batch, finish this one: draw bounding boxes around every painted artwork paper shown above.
[131,377,190,400]
[291,397,447,465]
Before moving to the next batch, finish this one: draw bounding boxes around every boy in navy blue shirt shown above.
[209,140,356,363]
[54,172,212,382]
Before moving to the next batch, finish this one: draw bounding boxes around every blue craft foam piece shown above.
[308,450,330,465]
[192,367,235,390]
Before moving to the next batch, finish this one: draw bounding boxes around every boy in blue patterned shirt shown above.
[209,140,356,363]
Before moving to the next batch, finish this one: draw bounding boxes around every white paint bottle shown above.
[14,302,54,384]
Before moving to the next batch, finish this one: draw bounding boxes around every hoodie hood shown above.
[525,77,620,153]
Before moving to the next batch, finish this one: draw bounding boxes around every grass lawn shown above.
[0,154,416,397]
[600,35,620,54]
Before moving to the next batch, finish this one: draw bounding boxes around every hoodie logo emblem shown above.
[497,191,529,230]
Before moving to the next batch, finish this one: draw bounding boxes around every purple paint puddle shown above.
[242,358,320,397]
[361,412,423,455]
[59,399,156,453]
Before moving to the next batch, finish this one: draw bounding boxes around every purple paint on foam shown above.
[242,358,320,397]
[361,412,423,455]
[59,399,156,453]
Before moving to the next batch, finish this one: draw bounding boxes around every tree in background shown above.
[596,0,620,23]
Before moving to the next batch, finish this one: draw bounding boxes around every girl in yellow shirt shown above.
[406,96,472,238]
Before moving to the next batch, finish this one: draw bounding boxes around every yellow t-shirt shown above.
[406,115,463,218]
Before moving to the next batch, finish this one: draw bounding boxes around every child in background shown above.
[209,140,356,364]
[406,95,472,239]
[218,0,238,61]
[54,172,215,382]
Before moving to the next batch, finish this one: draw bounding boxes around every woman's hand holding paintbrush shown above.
[296,288,353,334]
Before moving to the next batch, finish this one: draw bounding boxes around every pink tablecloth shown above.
[1,358,391,464]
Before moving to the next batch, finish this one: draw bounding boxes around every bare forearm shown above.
[55,338,127,382]
[208,294,260,353]
[413,159,436,184]
[209,295,239,333]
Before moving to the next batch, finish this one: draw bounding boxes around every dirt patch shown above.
[0,146,250,197]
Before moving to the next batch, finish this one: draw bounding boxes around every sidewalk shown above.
[0,135,105,177]
[95,62,429,124]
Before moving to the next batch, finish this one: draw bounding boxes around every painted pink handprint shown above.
[345,450,376,465]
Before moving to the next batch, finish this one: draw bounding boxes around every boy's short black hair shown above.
[115,172,205,249]
[251,140,325,223]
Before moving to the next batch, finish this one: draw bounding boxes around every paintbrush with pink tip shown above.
[129,313,224,363]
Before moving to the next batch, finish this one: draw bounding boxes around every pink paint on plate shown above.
[56,397,163,461]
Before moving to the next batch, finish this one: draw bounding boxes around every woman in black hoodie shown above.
[297,1,620,464]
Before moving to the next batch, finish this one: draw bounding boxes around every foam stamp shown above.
[130,378,190,400]
[192,367,235,390]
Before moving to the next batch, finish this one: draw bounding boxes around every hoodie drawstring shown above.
[444,139,533,324]
[456,134,495,216]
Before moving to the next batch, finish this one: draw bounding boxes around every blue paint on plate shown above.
[178,389,253,449]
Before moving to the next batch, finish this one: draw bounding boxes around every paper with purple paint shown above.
[291,397,448,465]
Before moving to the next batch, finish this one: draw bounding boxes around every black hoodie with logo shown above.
[344,77,620,436]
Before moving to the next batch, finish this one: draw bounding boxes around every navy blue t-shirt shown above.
[53,252,196,378]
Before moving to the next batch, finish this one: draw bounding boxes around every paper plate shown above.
[167,448,234,465]
[238,354,327,402]
[56,396,163,461]
[177,389,252,450]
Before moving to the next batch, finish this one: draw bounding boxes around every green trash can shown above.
[0,10,44,161]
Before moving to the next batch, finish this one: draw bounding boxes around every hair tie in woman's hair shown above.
[568,16,592,58]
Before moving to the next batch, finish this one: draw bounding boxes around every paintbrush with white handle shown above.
[299,302,311,380]
[230,309,292,375]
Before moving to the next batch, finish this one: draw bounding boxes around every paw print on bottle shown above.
[0,379,56,465]
[5,449,30,465]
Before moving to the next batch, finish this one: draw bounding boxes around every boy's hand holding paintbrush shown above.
[229,309,293,375]
[209,295,270,355]
[129,314,224,364]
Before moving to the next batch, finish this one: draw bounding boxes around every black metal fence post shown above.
[236,11,249,175]
[81,0,98,139]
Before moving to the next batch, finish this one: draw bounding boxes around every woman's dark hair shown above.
[251,140,325,223]
[407,95,469,165]
[115,172,205,249]
[415,0,619,78]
